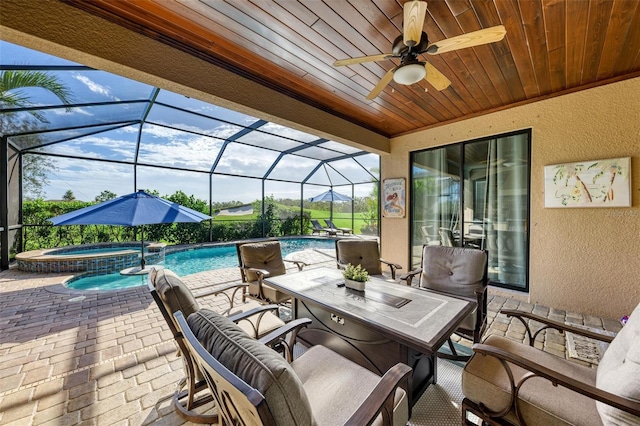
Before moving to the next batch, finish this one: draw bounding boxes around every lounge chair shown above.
[147,267,310,423]
[311,219,337,236]
[324,218,352,235]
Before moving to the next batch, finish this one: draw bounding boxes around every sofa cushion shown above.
[596,302,640,425]
[463,334,601,426]
[152,268,200,329]
[292,345,408,426]
[187,309,314,425]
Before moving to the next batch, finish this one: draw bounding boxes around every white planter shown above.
[344,278,366,291]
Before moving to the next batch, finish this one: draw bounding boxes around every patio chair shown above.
[439,227,456,246]
[147,267,310,423]
[311,219,337,236]
[175,308,412,426]
[462,302,640,425]
[335,239,403,280]
[324,218,352,235]
[400,245,488,361]
[236,240,307,304]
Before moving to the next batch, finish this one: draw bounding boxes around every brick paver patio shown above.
[0,248,621,425]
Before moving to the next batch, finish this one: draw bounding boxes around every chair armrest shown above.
[227,304,281,338]
[345,363,413,426]
[240,265,269,285]
[193,283,247,309]
[380,258,402,280]
[258,318,312,362]
[227,304,280,323]
[283,258,307,271]
[399,268,422,287]
[501,309,616,345]
[472,343,640,418]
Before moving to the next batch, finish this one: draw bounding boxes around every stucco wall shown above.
[382,77,640,319]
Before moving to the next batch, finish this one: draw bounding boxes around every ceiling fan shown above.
[333,1,507,100]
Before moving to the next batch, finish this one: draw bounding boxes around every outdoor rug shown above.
[408,358,465,426]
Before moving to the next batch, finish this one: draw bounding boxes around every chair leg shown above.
[437,337,472,362]
[173,377,218,423]
[462,398,513,426]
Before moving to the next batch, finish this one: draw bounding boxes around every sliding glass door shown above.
[410,129,531,291]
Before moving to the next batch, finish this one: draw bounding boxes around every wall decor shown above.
[383,178,406,218]
[544,157,631,208]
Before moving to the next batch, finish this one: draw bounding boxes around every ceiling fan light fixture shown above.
[393,63,426,85]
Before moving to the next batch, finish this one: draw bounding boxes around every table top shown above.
[264,267,473,354]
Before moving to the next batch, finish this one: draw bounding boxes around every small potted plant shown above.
[342,263,369,291]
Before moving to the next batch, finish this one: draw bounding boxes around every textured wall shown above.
[382,77,640,319]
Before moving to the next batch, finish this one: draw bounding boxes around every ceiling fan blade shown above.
[424,62,451,91]
[366,68,395,100]
[334,53,393,67]
[403,1,428,47]
[426,25,506,55]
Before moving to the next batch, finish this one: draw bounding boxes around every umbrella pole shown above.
[140,226,145,270]
[330,194,333,223]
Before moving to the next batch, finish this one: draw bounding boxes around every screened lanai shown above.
[0,41,380,269]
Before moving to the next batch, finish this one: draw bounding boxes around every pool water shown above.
[53,247,140,256]
[66,238,335,291]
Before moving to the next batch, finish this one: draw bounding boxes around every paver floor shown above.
[0,248,621,425]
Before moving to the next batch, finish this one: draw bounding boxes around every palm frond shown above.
[1,70,73,122]
[1,70,74,106]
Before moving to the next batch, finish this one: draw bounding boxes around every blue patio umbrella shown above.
[308,189,352,202]
[309,189,352,222]
[49,190,211,272]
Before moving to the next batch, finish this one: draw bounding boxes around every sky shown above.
[1,41,379,203]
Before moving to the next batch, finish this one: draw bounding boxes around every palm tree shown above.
[1,70,73,199]
[0,69,73,122]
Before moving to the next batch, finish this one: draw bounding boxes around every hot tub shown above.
[15,242,166,275]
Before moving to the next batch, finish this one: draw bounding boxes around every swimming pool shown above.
[65,238,335,291]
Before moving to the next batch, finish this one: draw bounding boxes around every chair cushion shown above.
[247,282,291,304]
[420,245,486,298]
[152,268,200,329]
[187,309,315,425]
[596,302,640,424]
[336,240,382,275]
[463,334,601,426]
[291,345,408,426]
[240,241,287,282]
[225,300,285,338]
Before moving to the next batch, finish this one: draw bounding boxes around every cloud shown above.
[73,74,119,100]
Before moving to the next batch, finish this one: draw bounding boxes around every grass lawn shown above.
[213,205,372,235]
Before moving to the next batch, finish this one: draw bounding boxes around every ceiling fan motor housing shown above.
[392,32,430,61]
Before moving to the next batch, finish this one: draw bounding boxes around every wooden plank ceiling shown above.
[66,0,640,138]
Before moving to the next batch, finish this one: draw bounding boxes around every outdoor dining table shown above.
[264,267,473,408]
